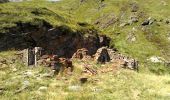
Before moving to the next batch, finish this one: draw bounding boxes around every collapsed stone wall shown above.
[73,47,139,71]
[94,47,139,71]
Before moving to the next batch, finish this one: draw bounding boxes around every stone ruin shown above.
[19,47,74,75]
[72,48,92,60]
[19,45,138,77]
[94,47,111,63]
[94,47,139,71]
[21,47,42,66]
[72,47,139,71]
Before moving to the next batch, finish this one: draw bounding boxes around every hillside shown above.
[60,0,170,74]
[0,0,170,100]
[0,51,170,100]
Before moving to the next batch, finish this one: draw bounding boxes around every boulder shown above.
[68,85,81,91]
[147,56,165,63]
[38,86,48,92]
[120,22,130,27]
[0,59,7,65]
[130,3,139,12]
[79,77,88,84]
[141,17,155,26]
[126,33,136,42]
[129,16,139,23]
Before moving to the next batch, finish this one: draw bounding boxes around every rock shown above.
[38,86,48,92]
[68,85,81,91]
[41,55,50,59]
[164,61,170,67]
[0,90,3,95]
[79,77,88,84]
[127,33,136,42]
[120,22,130,27]
[40,73,53,78]
[161,0,168,6]
[130,3,139,12]
[1,20,108,58]
[92,87,103,93]
[72,48,91,60]
[147,56,164,63]
[0,59,7,65]
[23,80,30,86]
[24,71,34,77]
[168,37,170,41]
[0,87,5,95]
[94,47,110,63]
[141,20,150,26]
[15,80,30,94]
[141,17,155,26]
[49,57,74,76]
[129,16,139,23]
[12,68,17,72]
[126,59,139,70]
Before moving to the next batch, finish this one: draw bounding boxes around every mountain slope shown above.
[57,0,170,73]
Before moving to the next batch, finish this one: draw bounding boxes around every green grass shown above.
[61,0,170,73]
[0,45,167,99]
[0,0,170,99]
[0,0,89,33]
[0,51,170,100]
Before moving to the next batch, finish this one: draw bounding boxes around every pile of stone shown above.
[19,46,138,77]
[71,47,139,71]
[38,55,73,75]
[0,59,7,65]
[94,47,139,71]
[18,47,73,76]
[72,48,92,60]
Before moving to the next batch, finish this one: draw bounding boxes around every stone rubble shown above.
[93,47,139,71]
[19,45,139,77]
[72,47,139,71]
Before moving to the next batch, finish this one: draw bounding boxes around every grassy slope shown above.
[0,51,170,100]
[0,0,84,33]
[58,0,170,74]
[0,0,170,99]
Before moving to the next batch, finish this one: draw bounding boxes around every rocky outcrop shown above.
[0,19,110,58]
[0,20,53,51]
